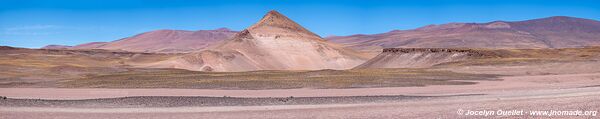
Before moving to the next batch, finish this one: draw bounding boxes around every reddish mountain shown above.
[71,42,109,49]
[96,28,237,53]
[45,28,238,53]
[41,45,72,49]
[327,16,600,54]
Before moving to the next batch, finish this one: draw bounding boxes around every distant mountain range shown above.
[44,15,600,56]
[327,16,600,54]
[28,11,600,72]
[44,28,237,53]
[142,10,367,72]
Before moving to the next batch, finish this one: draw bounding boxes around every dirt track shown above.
[1,87,599,118]
[1,73,600,118]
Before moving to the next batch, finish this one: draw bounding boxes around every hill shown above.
[327,16,600,54]
[147,10,368,71]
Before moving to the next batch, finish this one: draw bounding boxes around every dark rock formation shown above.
[382,48,499,57]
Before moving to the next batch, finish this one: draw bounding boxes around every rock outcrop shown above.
[354,48,496,69]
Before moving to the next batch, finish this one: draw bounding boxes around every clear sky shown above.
[1,0,599,48]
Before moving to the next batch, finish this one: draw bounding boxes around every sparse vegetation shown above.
[59,68,499,89]
[3,46,600,89]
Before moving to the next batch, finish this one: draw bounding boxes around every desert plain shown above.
[2,46,600,118]
[2,10,600,119]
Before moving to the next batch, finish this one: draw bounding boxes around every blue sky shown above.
[1,0,600,48]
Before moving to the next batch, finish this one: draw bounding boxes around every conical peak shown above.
[248,10,321,39]
[266,10,284,17]
[250,10,302,30]
[248,10,319,37]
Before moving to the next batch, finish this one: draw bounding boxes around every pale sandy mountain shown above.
[327,16,600,54]
[147,10,368,72]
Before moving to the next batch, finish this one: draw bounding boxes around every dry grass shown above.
[4,46,600,89]
[59,68,499,89]
[0,48,178,87]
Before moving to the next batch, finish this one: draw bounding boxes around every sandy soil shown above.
[1,87,598,118]
[448,61,600,75]
[1,73,600,118]
[1,73,599,100]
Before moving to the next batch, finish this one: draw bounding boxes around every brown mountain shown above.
[45,28,237,53]
[41,45,72,49]
[43,42,109,50]
[71,42,109,49]
[327,16,600,54]
[146,10,368,72]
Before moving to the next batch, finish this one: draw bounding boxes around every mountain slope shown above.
[45,28,238,53]
[41,45,72,49]
[71,42,109,49]
[510,16,600,48]
[354,48,494,69]
[97,28,237,53]
[327,16,600,53]
[148,10,368,72]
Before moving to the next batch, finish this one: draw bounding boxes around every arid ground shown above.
[1,73,600,118]
[2,46,600,118]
